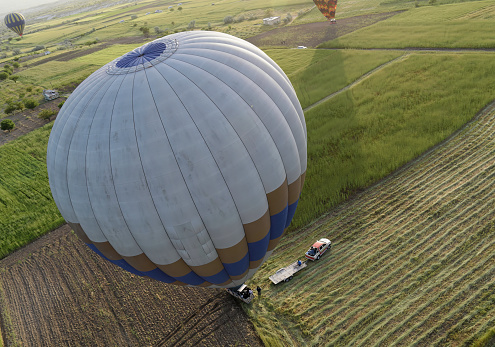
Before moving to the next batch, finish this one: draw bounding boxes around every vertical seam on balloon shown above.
[163,59,268,219]
[166,54,290,188]
[81,75,126,241]
[105,70,153,259]
[157,63,263,284]
[49,69,108,223]
[140,65,214,282]
[151,63,247,279]
[175,48,306,179]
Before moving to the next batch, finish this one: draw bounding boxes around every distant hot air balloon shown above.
[314,0,338,21]
[46,31,307,289]
[4,12,25,36]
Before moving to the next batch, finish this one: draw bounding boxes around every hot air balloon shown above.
[46,31,307,289]
[314,0,338,22]
[4,12,25,36]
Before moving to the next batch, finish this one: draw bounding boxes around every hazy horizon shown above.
[0,0,60,16]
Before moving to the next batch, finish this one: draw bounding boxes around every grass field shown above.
[320,0,495,48]
[0,122,64,259]
[244,102,495,346]
[267,49,403,108]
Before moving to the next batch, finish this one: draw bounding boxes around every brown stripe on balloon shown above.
[93,241,122,261]
[172,280,188,286]
[249,258,264,269]
[243,209,270,243]
[216,237,249,264]
[157,258,193,277]
[190,258,224,277]
[267,231,286,251]
[266,178,288,216]
[123,253,157,272]
[230,268,249,281]
[288,175,302,205]
[68,222,92,244]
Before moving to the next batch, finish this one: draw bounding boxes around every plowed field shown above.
[0,225,262,346]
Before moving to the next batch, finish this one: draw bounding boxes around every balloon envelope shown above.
[4,12,25,36]
[314,0,338,20]
[46,31,307,288]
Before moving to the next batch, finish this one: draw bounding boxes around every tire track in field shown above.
[302,53,411,113]
[262,98,495,345]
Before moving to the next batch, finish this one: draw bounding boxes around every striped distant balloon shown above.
[314,0,338,20]
[46,31,307,289]
[4,12,25,36]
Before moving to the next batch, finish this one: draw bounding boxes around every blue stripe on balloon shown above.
[269,204,289,240]
[142,268,176,283]
[285,199,299,228]
[248,232,270,261]
[201,269,231,285]
[223,252,249,276]
[174,271,206,286]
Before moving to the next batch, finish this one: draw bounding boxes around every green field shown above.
[320,0,495,48]
[0,123,64,259]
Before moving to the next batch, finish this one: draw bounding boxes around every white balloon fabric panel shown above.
[46,31,306,288]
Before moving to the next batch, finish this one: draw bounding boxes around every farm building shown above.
[263,16,280,25]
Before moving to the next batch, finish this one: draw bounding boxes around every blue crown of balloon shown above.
[116,42,167,68]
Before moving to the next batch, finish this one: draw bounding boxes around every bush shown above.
[154,26,161,34]
[12,62,19,68]
[26,86,32,92]
[131,15,137,19]
[1,119,15,131]
[0,72,8,80]
[31,45,45,52]
[23,98,39,109]
[12,48,21,55]
[188,20,196,29]
[9,75,19,83]
[58,101,65,108]
[38,109,57,120]
[4,101,23,114]
[224,16,234,24]
[178,6,182,11]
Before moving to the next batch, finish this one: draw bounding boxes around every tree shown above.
[154,26,161,34]
[187,20,196,29]
[139,26,150,37]
[23,98,39,109]
[12,48,21,55]
[38,109,57,120]
[1,119,15,131]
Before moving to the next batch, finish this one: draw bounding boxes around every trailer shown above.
[269,260,307,284]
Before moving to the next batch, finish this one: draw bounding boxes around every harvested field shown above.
[247,100,495,345]
[246,11,404,48]
[0,225,262,346]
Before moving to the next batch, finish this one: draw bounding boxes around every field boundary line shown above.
[302,53,410,113]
